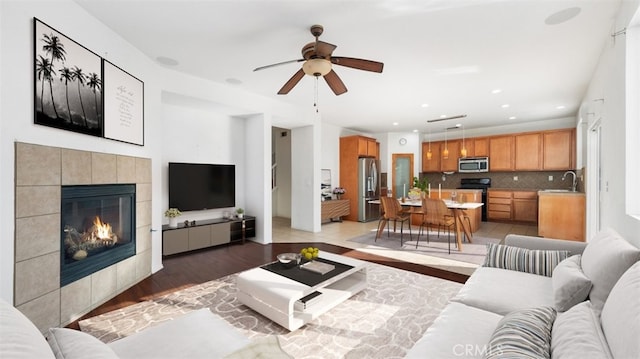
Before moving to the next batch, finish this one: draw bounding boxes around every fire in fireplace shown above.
[60,184,136,286]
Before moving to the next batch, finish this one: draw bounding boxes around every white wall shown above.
[0,0,309,303]
[581,0,640,246]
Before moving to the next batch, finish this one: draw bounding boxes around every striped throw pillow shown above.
[483,243,569,277]
[485,306,557,359]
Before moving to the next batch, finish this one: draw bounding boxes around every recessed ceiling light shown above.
[501,104,510,108]
[156,56,179,66]
[545,7,581,25]
[491,89,502,94]
[509,116,517,120]
[440,115,447,118]
[556,105,566,109]
[393,122,399,126]
[413,129,419,133]
[421,103,429,108]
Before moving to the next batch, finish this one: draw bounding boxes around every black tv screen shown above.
[168,162,235,211]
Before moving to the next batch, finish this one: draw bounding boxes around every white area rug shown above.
[80,262,463,359]
[347,230,501,265]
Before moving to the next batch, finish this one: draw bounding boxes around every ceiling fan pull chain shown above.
[314,76,319,113]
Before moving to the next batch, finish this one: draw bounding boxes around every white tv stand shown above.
[236,252,368,331]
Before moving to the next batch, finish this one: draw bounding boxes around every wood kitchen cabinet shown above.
[488,190,512,220]
[543,129,575,170]
[512,191,538,223]
[472,138,489,157]
[538,192,585,241]
[422,141,441,172]
[514,133,542,170]
[340,135,379,221]
[489,136,514,171]
[441,140,461,172]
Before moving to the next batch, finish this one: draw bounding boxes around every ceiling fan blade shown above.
[324,70,348,95]
[330,57,384,73]
[254,59,304,72]
[315,41,337,58]
[277,69,305,95]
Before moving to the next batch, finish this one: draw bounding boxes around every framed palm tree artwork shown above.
[34,18,103,137]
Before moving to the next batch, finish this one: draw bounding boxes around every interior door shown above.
[392,154,414,199]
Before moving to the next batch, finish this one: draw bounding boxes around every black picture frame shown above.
[103,60,145,146]
[34,18,103,137]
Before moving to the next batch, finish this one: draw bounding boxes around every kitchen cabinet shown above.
[472,138,489,157]
[357,136,378,157]
[340,135,379,221]
[489,136,514,171]
[441,140,461,172]
[538,192,585,241]
[488,190,512,220]
[543,129,575,170]
[514,133,542,170]
[512,191,538,223]
[421,142,441,172]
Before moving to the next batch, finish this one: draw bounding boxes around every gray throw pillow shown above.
[551,255,592,312]
[483,243,569,277]
[580,228,640,312]
[551,301,613,358]
[484,306,557,359]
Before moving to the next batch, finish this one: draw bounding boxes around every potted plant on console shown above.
[165,208,182,228]
[333,187,346,200]
[236,208,244,219]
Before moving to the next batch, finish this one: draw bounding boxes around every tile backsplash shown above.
[418,170,583,192]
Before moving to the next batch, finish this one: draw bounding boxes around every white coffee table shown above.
[236,252,368,331]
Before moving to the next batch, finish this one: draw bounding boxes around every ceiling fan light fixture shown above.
[303,58,332,76]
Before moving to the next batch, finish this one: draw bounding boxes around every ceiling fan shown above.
[253,24,384,96]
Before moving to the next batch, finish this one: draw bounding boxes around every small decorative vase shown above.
[237,213,244,219]
[169,217,178,228]
[336,194,341,200]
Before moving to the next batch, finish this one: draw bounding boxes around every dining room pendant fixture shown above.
[460,124,467,157]
[427,125,433,160]
[443,129,449,159]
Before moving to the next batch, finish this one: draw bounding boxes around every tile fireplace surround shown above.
[14,142,152,332]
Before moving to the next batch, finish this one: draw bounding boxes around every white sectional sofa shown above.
[406,228,640,358]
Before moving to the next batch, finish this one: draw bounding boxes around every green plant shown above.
[164,208,182,218]
[413,176,429,192]
[236,208,244,214]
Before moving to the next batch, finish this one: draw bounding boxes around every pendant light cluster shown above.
[425,116,468,160]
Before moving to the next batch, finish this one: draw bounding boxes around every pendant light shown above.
[460,124,467,157]
[443,128,449,159]
[427,125,433,160]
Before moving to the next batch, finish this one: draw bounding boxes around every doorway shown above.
[391,153,414,199]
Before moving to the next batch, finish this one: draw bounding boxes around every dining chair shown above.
[377,197,412,245]
[417,198,455,253]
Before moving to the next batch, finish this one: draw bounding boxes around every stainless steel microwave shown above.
[458,157,489,173]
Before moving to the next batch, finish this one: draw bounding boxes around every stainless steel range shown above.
[458,178,491,221]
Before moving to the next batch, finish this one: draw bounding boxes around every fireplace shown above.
[60,184,136,286]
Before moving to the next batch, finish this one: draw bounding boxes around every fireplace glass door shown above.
[60,184,136,286]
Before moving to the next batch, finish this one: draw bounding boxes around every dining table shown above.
[369,198,483,251]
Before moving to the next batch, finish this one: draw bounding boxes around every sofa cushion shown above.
[485,306,556,359]
[452,267,553,316]
[550,301,612,359]
[0,299,54,359]
[600,261,640,359]
[483,243,569,277]
[405,302,503,359]
[108,308,251,359]
[580,228,640,312]
[551,255,592,312]
[48,328,118,359]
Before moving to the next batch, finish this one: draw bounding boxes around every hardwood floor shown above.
[66,241,468,330]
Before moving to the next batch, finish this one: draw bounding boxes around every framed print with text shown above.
[103,60,144,145]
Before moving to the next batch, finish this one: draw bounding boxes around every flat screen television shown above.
[168,162,235,211]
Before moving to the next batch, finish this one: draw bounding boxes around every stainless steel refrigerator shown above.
[358,158,381,222]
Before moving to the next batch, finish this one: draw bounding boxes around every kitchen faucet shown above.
[562,170,577,192]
